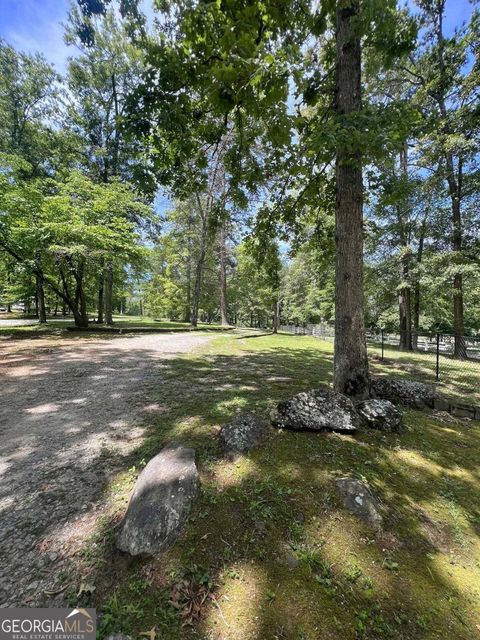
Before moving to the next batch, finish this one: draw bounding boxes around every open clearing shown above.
[0,331,212,606]
[0,331,479,640]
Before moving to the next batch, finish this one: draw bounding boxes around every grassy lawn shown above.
[0,315,228,339]
[59,333,480,639]
[367,342,480,404]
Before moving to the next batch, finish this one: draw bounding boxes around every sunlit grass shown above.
[33,331,480,639]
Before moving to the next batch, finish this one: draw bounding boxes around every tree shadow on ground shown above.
[3,334,479,638]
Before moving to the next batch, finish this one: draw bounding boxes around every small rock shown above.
[284,552,300,569]
[117,443,198,556]
[335,477,383,530]
[277,544,300,569]
[294,512,305,525]
[356,399,402,432]
[433,397,450,412]
[272,388,359,432]
[451,404,475,419]
[219,413,266,454]
[254,521,267,537]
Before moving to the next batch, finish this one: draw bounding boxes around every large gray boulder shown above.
[272,388,359,433]
[117,443,198,556]
[371,377,438,409]
[219,413,266,455]
[335,477,383,530]
[356,398,402,432]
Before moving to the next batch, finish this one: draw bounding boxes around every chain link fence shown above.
[279,324,480,397]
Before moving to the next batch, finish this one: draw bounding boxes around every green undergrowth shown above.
[65,333,480,640]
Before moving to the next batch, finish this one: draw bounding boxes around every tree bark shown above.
[397,144,412,351]
[333,0,370,398]
[218,223,228,325]
[412,218,426,350]
[36,274,47,324]
[398,284,412,350]
[191,195,209,328]
[184,255,192,323]
[191,233,207,327]
[272,298,280,333]
[73,257,89,328]
[434,4,466,359]
[184,218,192,323]
[97,283,104,323]
[104,261,113,324]
[450,183,466,358]
[97,259,105,324]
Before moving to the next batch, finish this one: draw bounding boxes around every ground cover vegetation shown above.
[1,0,479,638]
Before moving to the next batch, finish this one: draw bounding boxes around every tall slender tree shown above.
[66,7,146,323]
[333,0,369,396]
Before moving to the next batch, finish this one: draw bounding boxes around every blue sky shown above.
[0,0,475,72]
[0,0,156,71]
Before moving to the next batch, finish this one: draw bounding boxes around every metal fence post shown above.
[381,329,384,361]
[436,333,440,381]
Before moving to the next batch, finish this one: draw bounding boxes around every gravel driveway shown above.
[0,332,212,606]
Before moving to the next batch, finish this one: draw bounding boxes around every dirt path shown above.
[0,332,212,606]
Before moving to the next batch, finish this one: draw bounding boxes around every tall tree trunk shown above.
[73,258,89,328]
[184,241,192,323]
[398,283,412,350]
[97,280,105,324]
[72,308,89,329]
[6,271,11,313]
[272,298,280,334]
[412,285,420,349]
[398,144,412,351]
[36,274,47,324]
[191,196,209,328]
[191,234,207,327]
[218,223,228,325]
[412,216,427,350]
[97,259,105,324]
[435,5,466,359]
[333,0,370,398]
[183,216,193,323]
[450,181,466,358]
[104,261,113,324]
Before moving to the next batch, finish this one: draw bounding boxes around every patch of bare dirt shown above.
[0,332,212,606]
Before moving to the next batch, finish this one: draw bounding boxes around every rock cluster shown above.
[271,387,403,434]
[117,443,198,556]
